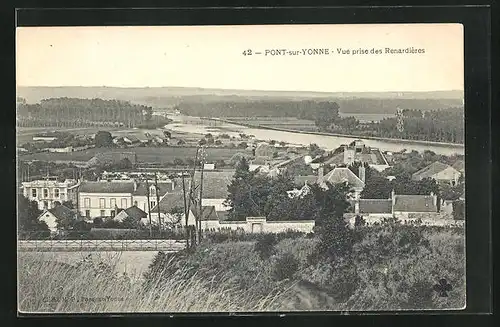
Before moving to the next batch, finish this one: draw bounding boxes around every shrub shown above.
[273,253,299,281]
[315,214,355,261]
[354,215,366,227]
[452,200,465,220]
[254,233,278,260]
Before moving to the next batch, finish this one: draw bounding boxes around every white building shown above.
[22,178,80,211]
[37,204,78,233]
[78,179,176,221]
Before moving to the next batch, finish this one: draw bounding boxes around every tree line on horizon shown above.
[16,97,153,128]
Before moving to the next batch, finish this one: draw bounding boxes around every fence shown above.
[18,239,186,252]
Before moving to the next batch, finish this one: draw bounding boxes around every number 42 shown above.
[242,49,253,56]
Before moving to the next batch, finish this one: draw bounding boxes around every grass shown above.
[18,146,248,163]
[18,251,290,313]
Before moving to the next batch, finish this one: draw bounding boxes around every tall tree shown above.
[94,131,113,148]
[225,157,271,220]
[18,195,50,237]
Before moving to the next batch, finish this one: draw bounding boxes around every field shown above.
[226,117,319,132]
[18,146,251,164]
[224,114,393,133]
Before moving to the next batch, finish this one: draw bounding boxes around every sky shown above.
[16,24,464,93]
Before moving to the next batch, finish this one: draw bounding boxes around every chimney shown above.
[358,165,366,184]
[431,192,437,207]
[354,200,360,214]
[318,165,324,183]
[133,180,137,192]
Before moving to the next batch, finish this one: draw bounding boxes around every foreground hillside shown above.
[18,224,465,312]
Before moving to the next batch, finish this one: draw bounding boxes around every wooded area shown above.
[17,98,152,128]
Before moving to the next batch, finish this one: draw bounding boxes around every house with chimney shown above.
[319,165,366,200]
[78,179,176,221]
[346,190,459,226]
[311,140,390,172]
[192,170,234,212]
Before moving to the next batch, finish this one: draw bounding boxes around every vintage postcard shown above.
[16,23,465,313]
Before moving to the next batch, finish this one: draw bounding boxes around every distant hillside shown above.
[17,86,464,112]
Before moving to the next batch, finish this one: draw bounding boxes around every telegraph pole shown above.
[181,175,189,249]
[187,147,200,248]
[198,146,206,243]
[154,172,161,238]
[145,177,152,238]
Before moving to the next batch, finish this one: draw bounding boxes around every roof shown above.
[47,205,76,220]
[86,152,136,167]
[191,205,219,221]
[255,143,273,156]
[393,195,437,212]
[412,161,455,180]
[323,167,365,188]
[359,199,392,214]
[79,181,135,194]
[323,153,345,166]
[273,155,306,168]
[135,134,149,141]
[133,182,175,196]
[193,170,235,199]
[452,160,465,173]
[216,210,229,221]
[124,135,140,143]
[124,205,148,219]
[151,192,186,213]
[252,157,270,165]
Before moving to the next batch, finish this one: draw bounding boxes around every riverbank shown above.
[207,118,465,150]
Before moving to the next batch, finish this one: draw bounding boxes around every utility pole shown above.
[187,147,200,248]
[145,177,152,238]
[198,146,206,243]
[154,172,161,238]
[181,174,190,249]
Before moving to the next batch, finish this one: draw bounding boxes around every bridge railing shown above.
[17,239,187,252]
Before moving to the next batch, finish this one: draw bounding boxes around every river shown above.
[165,115,464,156]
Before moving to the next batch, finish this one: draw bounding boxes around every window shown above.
[150,201,156,209]
[31,188,37,198]
[134,201,138,206]
[43,201,48,209]
[85,210,90,218]
[54,188,60,198]
[110,198,116,208]
[150,186,156,196]
[121,198,127,208]
[100,210,106,217]
[110,210,115,218]
[84,198,90,208]
[99,198,105,209]
[43,188,49,198]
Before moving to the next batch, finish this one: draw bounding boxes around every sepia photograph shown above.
[16,23,465,313]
